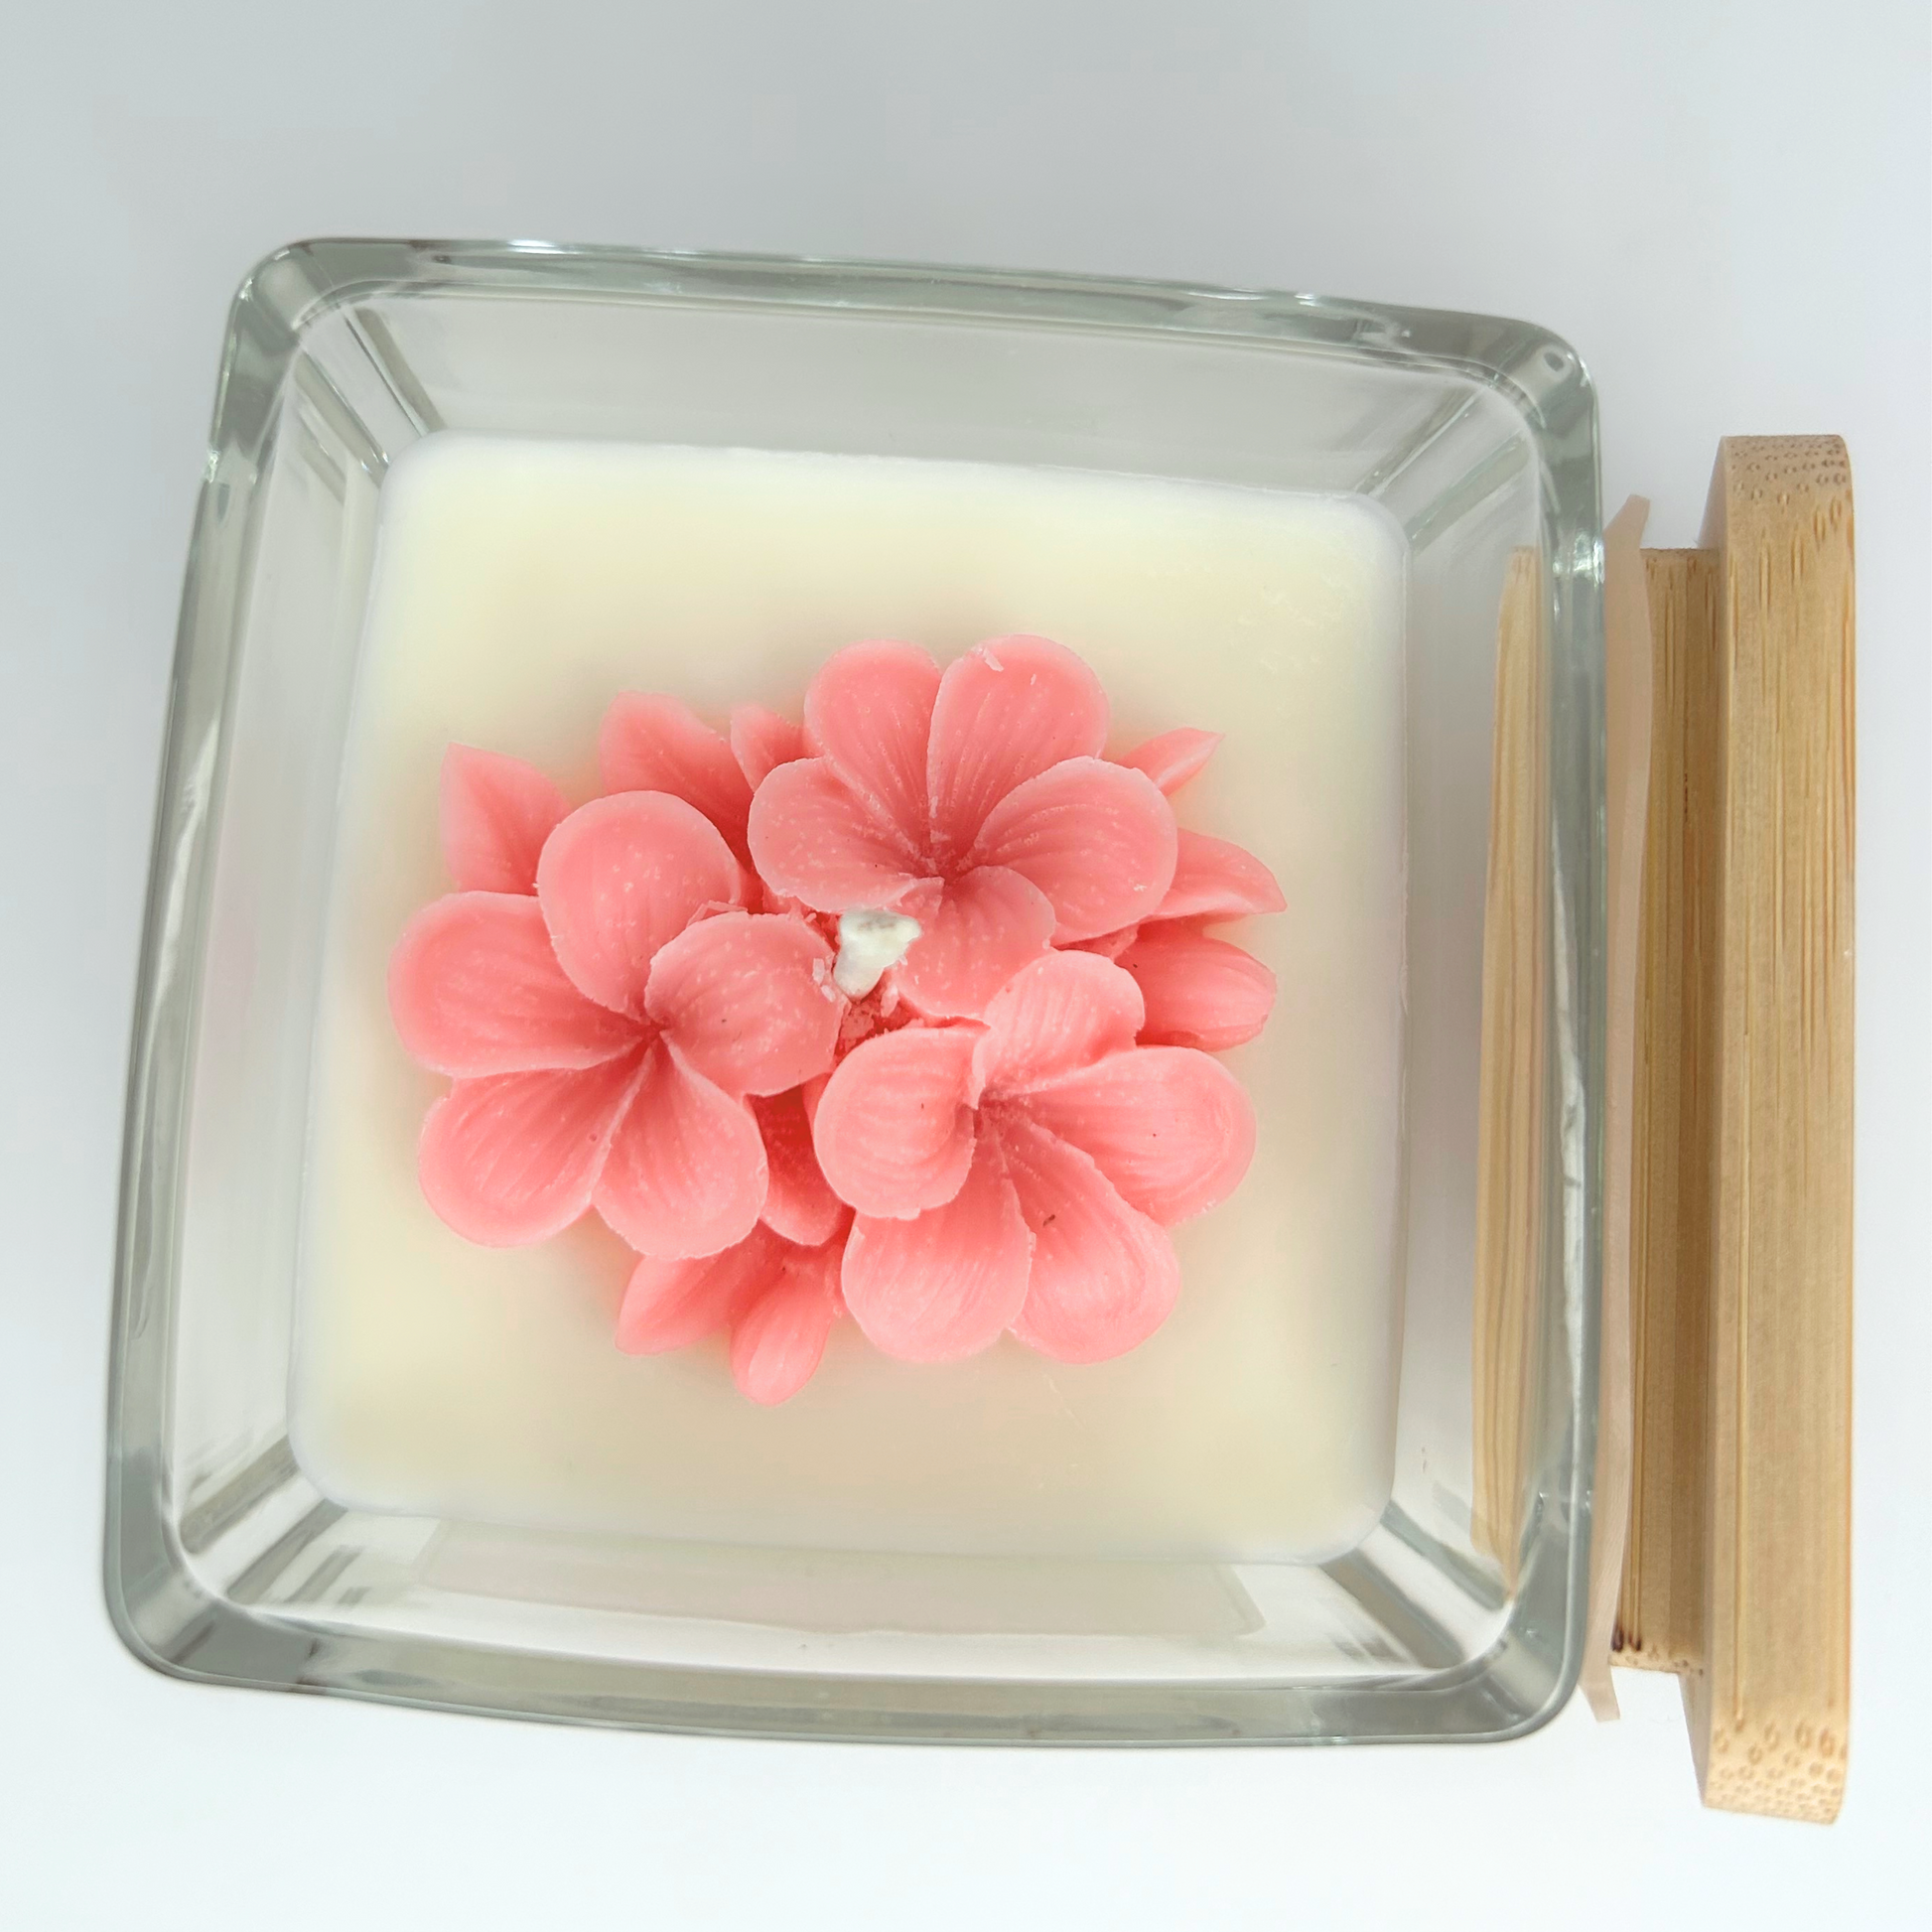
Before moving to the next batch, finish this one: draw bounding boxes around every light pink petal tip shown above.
[889,867,1056,1021]
[730,1243,844,1404]
[644,910,840,1097]
[729,704,805,789]
[536,792,742,1018]
[812,1025,980,1218]
[389,895,637,1077]
[969,757,1177,941]
[747,757,925,912]
[926,636,1109,859]
[618,1223,787,1354]
[1154,829,1286,922]
[594,1039,767,1257]
[754,1089,849,1247]
[1115,925,1277,1051]
[973,949,1144,1095]
[802,640,941,850]
[440,745,570,895]
[1117,727,1220,797]
[1018,1045,1256,1226]
[599,692,754,852]
[418,1054,644,1247]
[1001,1115,1180,1364]
[841,1135,1033,1362]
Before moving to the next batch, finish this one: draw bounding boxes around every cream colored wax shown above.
[293,436,1407,1564]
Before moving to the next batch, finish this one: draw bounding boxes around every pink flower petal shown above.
[440,746,570,895]
[1015,1045,1256,1225]
[753,1089,850,1246]
[418,1052,646,1247]
[1115,925,1278,1051]
[802,639,941,850]
[926,636,1109,860]
[644,909,840,1097]
[972,949,1145,1096]
[730,1241,845,1404]
[968,757,1177,942]
[1154,829,1287,921]
[729,704,805,789]
[890,866,1056,1021]
[1116,727,1220,796]
[811,1024,981,1218]
[1065,925,1140,963]
[841,1134,1033,1361]
[599,692,755,853]
[593,1038,767,1258]
[747,758,927,912]
[998,1113,1181,1364]
[389,894,639,1076]
[536,793,742,1019]
[617,1223,789,1353]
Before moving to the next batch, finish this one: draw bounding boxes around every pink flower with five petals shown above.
[748,636,1180,1018]
[811,950,1255,1364]
[389,780,841,1258]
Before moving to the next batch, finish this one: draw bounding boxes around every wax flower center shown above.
[831,905,923,999]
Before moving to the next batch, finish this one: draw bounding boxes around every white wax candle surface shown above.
[294,437,1408,1565]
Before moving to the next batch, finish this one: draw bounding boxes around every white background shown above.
[3,4,1926,1925]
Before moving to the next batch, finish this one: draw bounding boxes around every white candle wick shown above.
[832,906,922,1000]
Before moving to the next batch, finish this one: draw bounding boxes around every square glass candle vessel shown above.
[107,242,1602,1743]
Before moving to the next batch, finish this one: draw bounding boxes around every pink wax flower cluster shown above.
[389,636,1285,1404]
